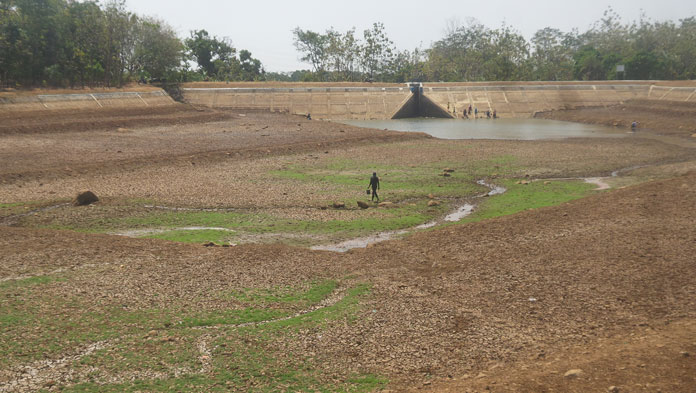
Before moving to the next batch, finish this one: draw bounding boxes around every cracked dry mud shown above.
[1,101,695,392]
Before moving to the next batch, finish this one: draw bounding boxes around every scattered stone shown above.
[423,381,431,386]
[680,351,690,357]
[332,202,345,209]
[520,180,530,185]
[72,190,99,206]
[544,181,551,185]
[608,386,620,393]
[427,200,440,207]
[203,242,216,247]
[564,369,584,378]
[357,201,369,209]
[378,201,393,207]
[427,193,435,199]
[443,168,455,173]
[442,172,451,177]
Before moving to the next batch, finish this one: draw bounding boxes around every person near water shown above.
[493,109,497,119]
[367,172,380,202]
[486,110,491,118]
[306,113,312,120]
[468,105,472,115]
[474,107,478,118]
[631,121,638,130]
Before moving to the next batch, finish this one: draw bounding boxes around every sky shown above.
[126,0,696,72]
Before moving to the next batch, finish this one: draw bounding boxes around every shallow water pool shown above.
[339,118,628,140]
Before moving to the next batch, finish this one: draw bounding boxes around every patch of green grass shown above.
[461,179,595,223]
[251,283,371,333]
[57,283,383,393]
[47,201,436,245]
[0,275,63,290]
[231,280,338,307]
[0,199,66,217]
[179,308,288,328]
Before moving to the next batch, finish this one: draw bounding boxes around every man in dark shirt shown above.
[368,172,380,202]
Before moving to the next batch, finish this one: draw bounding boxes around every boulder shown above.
[357,201,369,209]
[332,202,345,209]
[427,200,440,207]
[563,369,584,379]
[72,190,99,206]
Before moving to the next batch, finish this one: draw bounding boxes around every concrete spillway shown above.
[181,82,696,120]
[391,83,453,119]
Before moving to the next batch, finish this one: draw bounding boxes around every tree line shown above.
[282,9,696,83]
[2,2,695,88]
[0,0,263,88]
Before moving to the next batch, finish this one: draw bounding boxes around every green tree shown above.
[292,27,329,78]
[573,46,606,80]
[486,24,530,80]
[185,29,235,78]
[531,27,575,81]
[626,50,660,79]
[0,0,29,86]
[132,17,183,80]
[360,22,395,81]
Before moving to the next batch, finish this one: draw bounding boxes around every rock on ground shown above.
[72,190,99,206]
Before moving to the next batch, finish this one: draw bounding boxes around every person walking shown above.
[367,172,380,202]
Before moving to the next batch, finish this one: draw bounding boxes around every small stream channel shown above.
[310,180,506,252]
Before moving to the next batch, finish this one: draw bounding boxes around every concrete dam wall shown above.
[0,90,175,113]
[182,83,696,120]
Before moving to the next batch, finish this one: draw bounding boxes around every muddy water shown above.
[339,118,627,140]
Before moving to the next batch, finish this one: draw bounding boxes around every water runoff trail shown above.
[311,180,506,253]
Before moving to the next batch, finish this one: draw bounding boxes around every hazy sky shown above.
[127,0,696,72]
